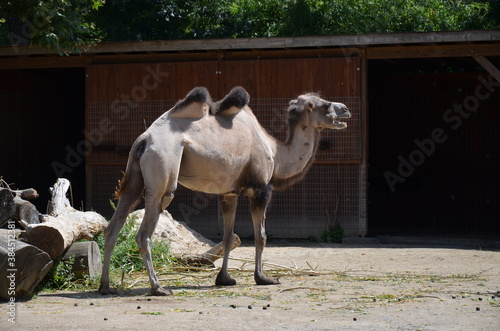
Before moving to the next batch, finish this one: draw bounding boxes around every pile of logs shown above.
[0,178,108,300]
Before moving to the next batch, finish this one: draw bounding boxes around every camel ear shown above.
[304,100,315,111]
[169,87,213,119]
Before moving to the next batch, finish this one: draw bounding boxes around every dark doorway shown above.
[0,68,86,213]
[368,58,500,237]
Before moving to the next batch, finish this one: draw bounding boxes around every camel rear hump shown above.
[213,86,250,115]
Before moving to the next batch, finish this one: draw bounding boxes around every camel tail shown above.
[114,136,147,200]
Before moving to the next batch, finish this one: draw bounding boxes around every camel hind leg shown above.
[99,169,144,295]
[136,149,182,296]
[136,191,175,296]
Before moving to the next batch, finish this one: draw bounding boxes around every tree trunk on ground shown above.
[22,178,108,260]
[0,233,53,300]
[62,241,102,279]
[24,212,107,260]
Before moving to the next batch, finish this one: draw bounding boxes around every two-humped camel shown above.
[99,86,351,296]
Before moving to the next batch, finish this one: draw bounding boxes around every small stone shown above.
[137,306,141,309]
[451,295,456,299]
[74,303,78,306]
[248,305,253,309]
[230,304,236,309]
[147,298,152,301]
[263,306,267,310]
[266,304,271,307]
[353,318,357,321]
[104,318,108,321]
[478,297,483,301]
[90,302,94,306]
[476,307,480,311]
[199,311,203,315]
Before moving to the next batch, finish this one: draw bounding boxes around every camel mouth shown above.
[333,119,348,129]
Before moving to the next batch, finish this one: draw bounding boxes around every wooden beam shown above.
[367,43,500,59]
[1,30,499,57]
[473,56,500,83]
[0,55,87,69]
[88,47,362,65]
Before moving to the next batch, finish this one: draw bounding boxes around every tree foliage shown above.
[1,0,498,51]
[0,0,103,53]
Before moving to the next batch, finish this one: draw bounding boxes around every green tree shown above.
[0,0,103,52]
[1,0,498,49]
[277,0,497,36]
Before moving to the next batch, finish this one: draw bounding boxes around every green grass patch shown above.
[37,211,174,292]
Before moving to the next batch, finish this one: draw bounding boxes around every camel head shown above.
[288,93,351,130]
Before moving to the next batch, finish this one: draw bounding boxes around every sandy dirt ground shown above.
[1,241,499,330]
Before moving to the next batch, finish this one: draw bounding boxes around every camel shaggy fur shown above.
[99,86,350,296]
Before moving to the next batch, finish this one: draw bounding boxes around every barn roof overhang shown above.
[0,30,499,69]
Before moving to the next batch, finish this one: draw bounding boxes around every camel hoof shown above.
[150,287,173,296]
[215,272,237,286]
[98,285,117,295]
[255,275,280,285]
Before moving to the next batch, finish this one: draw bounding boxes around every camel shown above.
[98,86,351,296]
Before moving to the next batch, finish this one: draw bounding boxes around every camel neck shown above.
[271,123,319,189]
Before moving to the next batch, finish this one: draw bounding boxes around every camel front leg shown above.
[215,194,238,286]
[250,186,280,285]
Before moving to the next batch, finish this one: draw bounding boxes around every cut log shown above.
[0,233,53,300]
[182,234,241,267]
[24,212,108,260]
[0,189,16,227]
[14,194,41,225]
[62,241,102,279]
[0,188,41,227]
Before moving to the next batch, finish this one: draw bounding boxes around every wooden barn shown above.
[1,30,499,239]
